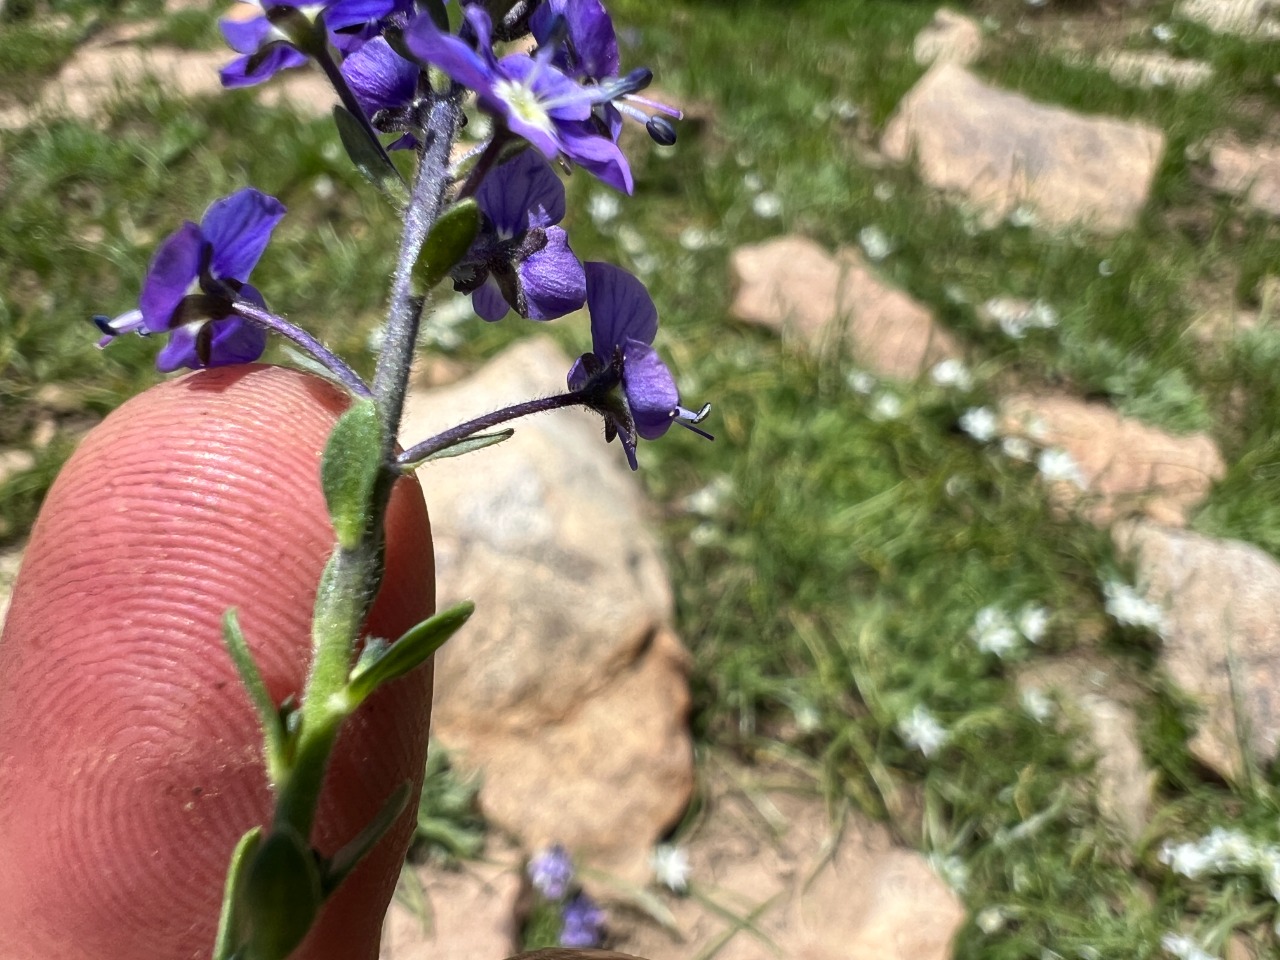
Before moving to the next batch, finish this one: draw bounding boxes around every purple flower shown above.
[559,892,606,949]
[339,34,422,148]
[528,844,575,901]
[96,188,285,372]
[404,5,633,193]
[219,0,400,88]
[568,263,711,470]
[453,150,585,321]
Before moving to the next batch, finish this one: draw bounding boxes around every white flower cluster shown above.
[898,704,948,757]
[1102,579,1166,634]
[1160,933,1218,960]
[981,296,1059,339]
[1036,448,1087,490]
[858,225,893,262]
[1159,827,1280,898]
[971,603,1051,658]
[930,359,974,392]
[650,844,691,893]
[959,406,998,443]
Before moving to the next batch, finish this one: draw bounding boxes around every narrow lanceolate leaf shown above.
[320,782,412,896]
[239,827,321,960]
[211,827,263,960]
[320,399,384,550]
[347,601,475,705]
[400,428,514,470]
[412,198,480,295]
[222,610,285,783]
[333,105,408,206]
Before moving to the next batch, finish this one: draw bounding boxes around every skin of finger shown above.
[0,364,435,960]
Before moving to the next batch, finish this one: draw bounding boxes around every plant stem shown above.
[396,389,591,466]
[372,88,464,441]
[232,300,372,398]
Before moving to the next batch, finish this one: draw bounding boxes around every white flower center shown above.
[493,78,553,134]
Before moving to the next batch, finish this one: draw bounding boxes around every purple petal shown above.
[559,121,633,194]
[155,324,201,372]
[472,281,509,322]
[342,36,418,114]
[220,15,272,55]
[564,0,619,80]
[476,150,566,233]
[567,355,591,391]
[140,222,203,333]
[201,188,286,282]
[518,227,585,320]
[155,317,267,372]
[622,339,678,440]
[585,262,656,356]
[500,56,592,122]
[323,0,398,31]
[405,9,496,95]
[219,45,309,88]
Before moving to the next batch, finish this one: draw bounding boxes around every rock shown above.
[399,337,694,883]
[881,63,1166,234]
[1098,50,1213,91]
[0,544,23,629]
[1114,522,1280,781]
[913,9,983,67]
[381,846,522,960]
[728,236,961,379]
[0,40,336,130]
[998,394,1225,527]
[1207,139,1280,218]
[1175,0,1280,37]
[612,762,965,960]
[1017,656,1156,842]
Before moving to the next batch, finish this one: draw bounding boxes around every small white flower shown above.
[1008,204,1038,227]
[794,703,822,733]
[858,225,893,262]
[873,181,895,202]
[1016,604,1051,644]
[930,359,974,391]
[616,225,647,255]
[679,226,712,251]
[631,252,659,277]
[976,906,1007,934]
[870,392,902,421]
[312,174,335,201]
[971,606,1020,658]
[1103,580,1165,633]
[752,192,782,218]
[832,98,859,121]
[846,369,876,395]
[1153,22,1175,43]
[1028,300,1059,329]
[899,705,948,757]
[683,475,734,517]
[742,171,764,193]
[1098,259,1115,277]
[690,522,718,547]
[1020,687,1053,723]
[1001,436,1034,461]
[982,297,1058,339]
[650,844,691,893]
[959,406,999,443]
[1160,932,1218,960]
[1037,448,1087,490]
[588,192,621,226]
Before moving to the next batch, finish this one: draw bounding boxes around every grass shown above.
[4,0,1280,957]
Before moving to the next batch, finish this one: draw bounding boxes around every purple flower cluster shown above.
[93,0,711,470]
[527,844,607,949]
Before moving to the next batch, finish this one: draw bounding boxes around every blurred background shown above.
[5,1,1280,958]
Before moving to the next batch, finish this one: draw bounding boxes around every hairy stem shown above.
[232,300,372,398]
[396,389,591,466]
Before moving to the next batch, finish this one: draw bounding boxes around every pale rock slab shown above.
[999,394,1225,527]
[728,235,961,379]
[612,763,965,960]
[399,337,694,883]
[1114,522,1280,781]
[913,9,983,67]
[1098,50,1214,91]
[1175,0,1280,37]
[1207,139,1280,218]
[881,63,1166,234]
[380,849,522,960]
[1017,656,1156,842]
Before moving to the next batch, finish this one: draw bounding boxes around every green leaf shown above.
[401,428,514,470]
[222,610,284,783]
[412,199,480,295]
[419,0,449,31]
[239,826,322,960]
[320,399,384,550]
[321,782,412,896]
[212,827,263,960]
[333,105,408,207]
[347,602,474,705]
